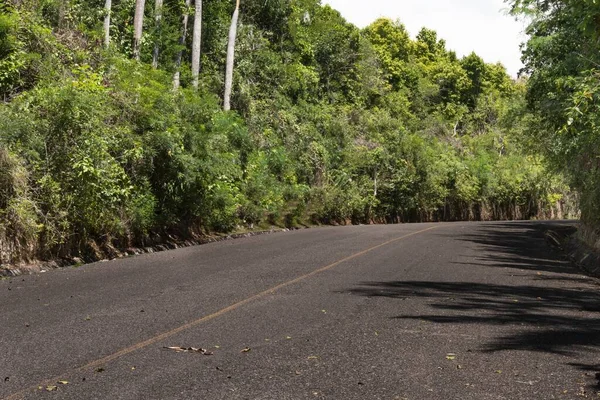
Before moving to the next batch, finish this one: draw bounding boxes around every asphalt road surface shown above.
[1,221,600,400]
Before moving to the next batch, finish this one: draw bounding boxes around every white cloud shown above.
[322,0,527,77]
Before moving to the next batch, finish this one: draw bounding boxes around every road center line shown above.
[3,225,438,400]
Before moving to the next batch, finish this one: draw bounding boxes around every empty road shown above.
[1,221,599,399]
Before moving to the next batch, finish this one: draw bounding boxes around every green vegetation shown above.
[0,0,574,265]
[506,0,600,247]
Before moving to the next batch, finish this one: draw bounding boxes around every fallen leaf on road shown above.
[58,380,68,385]
[286,336,292,340]
[446,353,456,360]
[166,346,186,352]
[85,315,91,321]
[163,347,213,355]
[307,356,319,360]
[516,380,538,385]
[495,370,502,374]
[241,347,251,353]
[95,368,105,373]
[46,385,57,392]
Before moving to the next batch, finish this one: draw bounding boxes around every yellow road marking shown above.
[3,225,438,400]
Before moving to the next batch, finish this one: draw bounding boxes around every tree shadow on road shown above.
[448,221,579,276]
[347,221,600,357]
[349,280,600,355]
[569,363,600,389]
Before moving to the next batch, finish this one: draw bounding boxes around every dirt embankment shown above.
[546,224,600,278]
[0,227,295,278]
[567,225,600,277]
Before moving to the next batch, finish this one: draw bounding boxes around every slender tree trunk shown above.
[133,0,146,60]
[58,0,69,28]
[173,0,191,90]
[223,0,240,111]
[103,0,112,48]
[373,168,378,198]
[191,0,203,89]
[152,0,163,68]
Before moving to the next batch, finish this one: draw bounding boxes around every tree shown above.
[103,0,112,48]
[191,0,202,89]
[133,0,146,60]
[363,18,412,89]
[508,0,600,229]
[173,0,191,89]
[224,0,240,111]
[460,52,487,109]
[152,0,163,68]
[414,28,446,63]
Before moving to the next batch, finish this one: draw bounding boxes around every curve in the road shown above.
[2,226,438,400]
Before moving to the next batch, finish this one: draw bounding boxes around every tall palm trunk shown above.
[152,0,163,68]
[133,0,146,60]
[173,0,191,89]
[191,0,203,89]
[103,0,112,48]
[223,0,240,111]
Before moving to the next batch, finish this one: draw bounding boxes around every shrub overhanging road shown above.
[1,221,599,399]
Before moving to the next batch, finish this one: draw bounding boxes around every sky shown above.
[321,0,527,77]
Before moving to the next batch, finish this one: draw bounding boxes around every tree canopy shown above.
[509,0,599,241]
